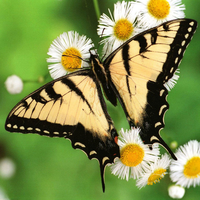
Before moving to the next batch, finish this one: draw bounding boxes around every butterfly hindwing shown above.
[103,19,197,157]
[5,69,120,191]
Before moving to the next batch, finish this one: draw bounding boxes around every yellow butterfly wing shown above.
[104,19,197,158]
[5,69,119,191]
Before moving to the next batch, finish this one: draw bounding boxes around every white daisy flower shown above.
[168,185,185,199]
[136,154,171,189]
[170,140,200,188]
[164,69,180,91]
[136,0,185,29]
[111,128,160,181]
[47,31,94,79]
[5,75,23,94]
[97,1,145,56]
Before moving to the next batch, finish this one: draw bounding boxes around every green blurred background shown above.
[0,0,199,199]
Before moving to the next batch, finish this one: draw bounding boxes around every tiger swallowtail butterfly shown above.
[5,18,197,191]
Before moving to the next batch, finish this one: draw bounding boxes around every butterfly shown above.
[5,18,197,191]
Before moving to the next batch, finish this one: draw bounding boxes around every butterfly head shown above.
[89,49,99,61]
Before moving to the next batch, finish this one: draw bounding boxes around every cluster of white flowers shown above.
[111,128,200,199]
[111,128,170,187]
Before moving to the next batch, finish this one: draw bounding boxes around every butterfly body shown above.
[91,54,117,106]
[5,18,197,191]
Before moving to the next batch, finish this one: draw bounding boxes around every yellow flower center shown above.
[183,156,200,178]
[120,144,144,167]
[147,0,170,19]
[147,168,166,185]
[113,19,134,41]
[61,47,82,72]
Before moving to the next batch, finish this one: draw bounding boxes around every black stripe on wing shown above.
[122,44,131,76]
[61,78,93,112]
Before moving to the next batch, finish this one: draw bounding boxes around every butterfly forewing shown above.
[104,19,197,157]
[5,69,119,191]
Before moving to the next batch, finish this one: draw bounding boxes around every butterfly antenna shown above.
[99,29,112,62]
[95,28,108,62]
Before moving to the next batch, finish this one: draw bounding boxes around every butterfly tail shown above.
[100,164,106,192]
[150,135,177,160]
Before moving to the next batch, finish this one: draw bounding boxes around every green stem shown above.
[93,0,101,20]
[23,73,50,84]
